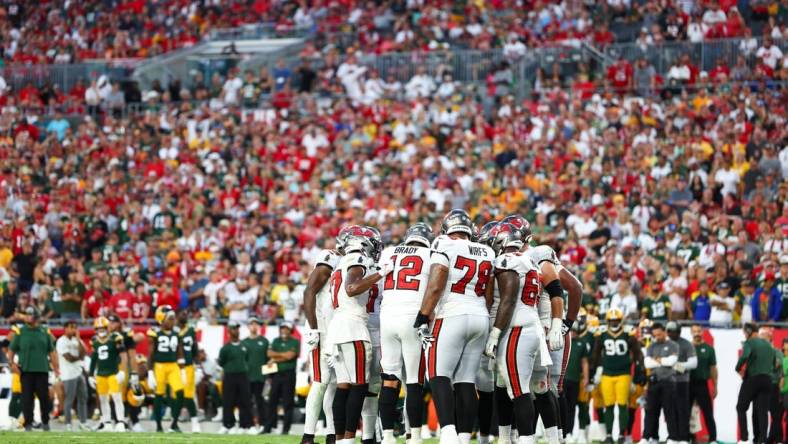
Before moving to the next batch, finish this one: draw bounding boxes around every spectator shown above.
[756,37,784,71]
[689,280,713,322]
[222,69,243,106]
[45,111,70,141]
[751,274,781,322]
[709,282,736,326]
[272,59,292,91]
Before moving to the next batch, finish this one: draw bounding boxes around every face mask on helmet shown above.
[574,316,588,332]
[608,319,622,331]
[97,328,108,338]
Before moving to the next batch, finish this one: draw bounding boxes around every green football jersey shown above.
[178,325,197,365]
[91,332,125,376]
[596,327,636,376]
[641,294,671,321]
[147,327,180,363]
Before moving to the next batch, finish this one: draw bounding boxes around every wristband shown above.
[177,358,185,365]
[562,319,574,332]
[413,312,430,328]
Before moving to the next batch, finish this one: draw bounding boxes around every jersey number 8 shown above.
[450,257,493,297]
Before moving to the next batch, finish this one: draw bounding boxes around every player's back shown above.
[327,251,374,344]
[380,244,432,316]
[431,235,494,318]
[494,251,542,327]
[314,249,342,332]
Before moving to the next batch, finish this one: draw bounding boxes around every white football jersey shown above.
[314,249,342,332]
[494,252,542,327]
[379,245,432,317]
[367,264,383,331]
[326,252,374,345]
[525,245,564,324]
[430,235,495,318]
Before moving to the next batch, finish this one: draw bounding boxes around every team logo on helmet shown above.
[502,214,533,243]
[155,305,175,325]
[489,222,525,255]
[477,221,499,247]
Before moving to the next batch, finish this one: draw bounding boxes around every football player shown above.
[127,355,154,432]
[483,222,545,444]
[362,226,385,444]
[414,209,494,444]
[474,221,505,444]
[513,214,581,443]
[564,308,593,444]
[147,304,185,433]
[378,222,433,444]
[591,308,642,444]
[326,226,392,444]
[176,310,201,433]
[89,316,128,432]
[300,230,348,444]
[4,320,24,430]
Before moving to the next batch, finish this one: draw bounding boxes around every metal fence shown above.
[0,61,138,94]
[604,37,788,75]
[207,23,312,41]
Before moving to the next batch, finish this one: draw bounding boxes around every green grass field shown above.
[0,431,441,444]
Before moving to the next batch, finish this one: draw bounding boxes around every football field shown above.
[0,431,441,444]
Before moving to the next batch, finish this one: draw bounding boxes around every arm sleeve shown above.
[661,355,678,367]
[644,356,659,369]
[685,356,698,370]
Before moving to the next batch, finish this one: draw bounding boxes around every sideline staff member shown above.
[643,322,678,442]
[264,322,300,434]
[242,316,269,429]
[218,320,253,434]
[736,323,775,444]
[8,306,60,432]
[689,324,717,444]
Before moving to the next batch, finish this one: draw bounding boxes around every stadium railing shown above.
[604,36,788,74]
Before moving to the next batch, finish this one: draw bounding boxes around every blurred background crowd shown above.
[0,0,785,331]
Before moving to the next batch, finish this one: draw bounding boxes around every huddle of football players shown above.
[300,208,587,444]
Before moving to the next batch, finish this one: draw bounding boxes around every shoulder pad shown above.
[146,328,158,337]
[595,326,608,336]
[431,235,450,250]
[11,325,20,334]
[316,249,341,269]
[527,245,560,266]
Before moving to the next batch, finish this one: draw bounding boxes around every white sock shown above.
[323,383,336,435]
[441,424,458,440]
[409,427,423,443]
[459,432,472,444]
[546,426,560,444]
[99,395,111,423]
[362,395,379,440]
[499,425,512,443]
[383,429,395,440]
[304,382,328,434]
[479,435,490,444]
[518,435,535,444]
[111,393,125,421]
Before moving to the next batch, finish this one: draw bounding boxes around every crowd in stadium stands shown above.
[0,0,785,65]
[0,0,785,330]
